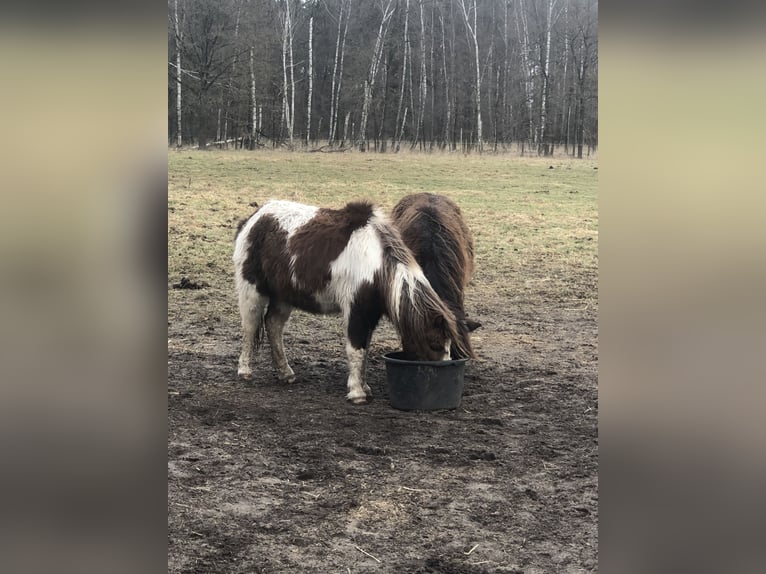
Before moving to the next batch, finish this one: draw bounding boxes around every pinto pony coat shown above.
[392,193,479,360]
[233,199,467,404]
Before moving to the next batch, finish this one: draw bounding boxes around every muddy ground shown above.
[168,271,598,573]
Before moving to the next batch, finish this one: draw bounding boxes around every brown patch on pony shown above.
[241,214,323,313]
[392,193,477,359]
[288,202,374,293]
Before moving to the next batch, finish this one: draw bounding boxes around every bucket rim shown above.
[382,351,469,367]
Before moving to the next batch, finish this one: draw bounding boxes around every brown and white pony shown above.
[392,193,480,360]
[233,199,467,404]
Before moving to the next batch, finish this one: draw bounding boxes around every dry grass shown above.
[168,149,598,320]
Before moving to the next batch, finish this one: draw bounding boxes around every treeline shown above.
[168,0,597,156]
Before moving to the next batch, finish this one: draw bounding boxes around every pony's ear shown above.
[465,318,482,332]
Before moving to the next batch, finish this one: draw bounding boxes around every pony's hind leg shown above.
[265,300,296,383]
[237,285,268,380]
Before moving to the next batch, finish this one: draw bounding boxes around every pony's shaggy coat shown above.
[233,199,466,403]
[392,193,479,359]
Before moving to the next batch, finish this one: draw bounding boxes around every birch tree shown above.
[328,0,350,146]
[221,0,243,146]
[457,0,482,153]
[414,0,427,149]
[438,7,450,149]
[394,0,410,151]
[516,0,535,147]
[306,15,313,146]
[358,0,396,151]
[538,0,556,155]
[173,0,183,147]
[250,46,256,149]
[279,0,295,146]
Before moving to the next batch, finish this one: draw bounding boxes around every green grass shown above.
[168,150,598,317]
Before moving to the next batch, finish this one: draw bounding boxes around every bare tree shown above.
[328,0,351,146]
[328,0,344,144]
[279,0,295,146]
[538,0,556,155]
[306,15,314,146]
[438,7,450,149]
[358,0,396,151]
[457,0,482,153]
[414,0,427,149]
[516,0,535,148]
[173,0,184,147]
[221,0,243,146]
[250,46,256,149]
[394,0,410,151]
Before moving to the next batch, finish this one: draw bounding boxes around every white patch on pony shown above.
[442,339,452,361]
[328,223,383,309]
[260,200,319,238]
[345,342,369,402]
[390,261,429,321]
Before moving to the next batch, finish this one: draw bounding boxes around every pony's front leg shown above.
[345,341,370,405]
[345,300,382,405]
[265,300,296,383]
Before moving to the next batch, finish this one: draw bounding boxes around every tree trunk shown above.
[280,0,295,146]
[428,0,435,148]
[560,0,570,150]
[358,0,395,151]
[336,2,350,144]
[502,0,509,144]
[516,0,535,148]
[394,0,410,151]
[328,1,344,145]
[342,112,350,147]
[457,0,482,153]
[414,0,427,148]
[222,0,242,146]
[250,46,256,149]
[173,0,183,147]
[306,15,313,147]
[439,10,450,149]
[577,35,586,159]
[538,0,554,155]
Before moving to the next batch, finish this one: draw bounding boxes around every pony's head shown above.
[393,264,476,361]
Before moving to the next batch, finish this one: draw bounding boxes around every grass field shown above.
[169,150,597,315]
[168,150,598,573]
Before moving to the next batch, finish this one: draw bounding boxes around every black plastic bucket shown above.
[383,351,468,411]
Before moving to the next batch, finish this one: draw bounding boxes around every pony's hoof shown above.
[278,373,297,384]
[348,396,368,405]
[237,370,253,381]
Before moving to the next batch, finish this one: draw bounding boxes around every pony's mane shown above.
[395,207,468,314]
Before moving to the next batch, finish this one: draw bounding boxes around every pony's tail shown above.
[253,310,266,352]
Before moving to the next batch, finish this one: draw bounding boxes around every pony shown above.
[233,199,469,404]
[391,193,480,359]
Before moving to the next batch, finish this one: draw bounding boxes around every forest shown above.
[168,0,597,156]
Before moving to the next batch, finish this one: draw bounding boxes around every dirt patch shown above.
[168,286,597,573]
